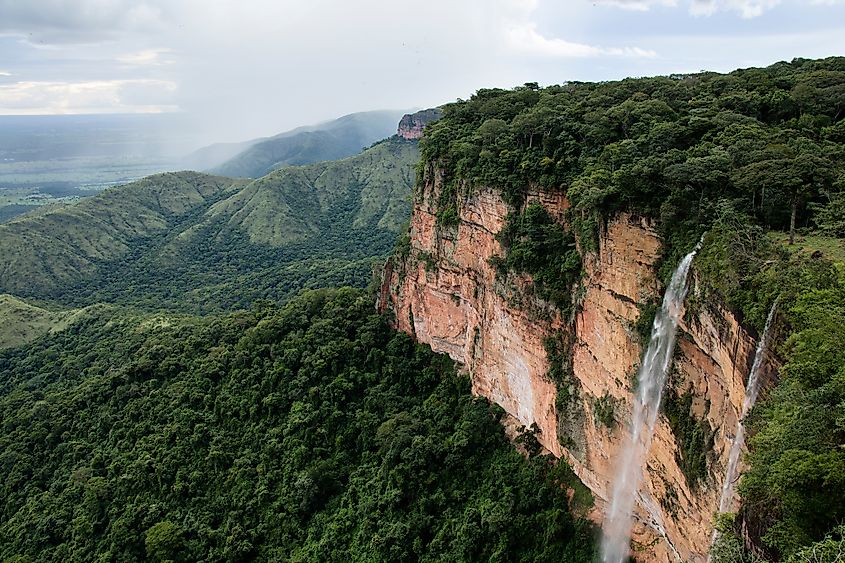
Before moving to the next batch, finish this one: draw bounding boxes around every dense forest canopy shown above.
[1,57,844,562]
[420,57,845,265]
[0,289,595,561]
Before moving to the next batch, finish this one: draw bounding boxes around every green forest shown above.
[0,289,594,562]
[0,138,418,314]
[421,57,844,271]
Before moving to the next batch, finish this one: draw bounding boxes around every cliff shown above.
[379,166,778,561]
[397,109,443,140]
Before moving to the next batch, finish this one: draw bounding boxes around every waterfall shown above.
[717,301,777,514]
[600,241,701,563]
[707,301,778,559]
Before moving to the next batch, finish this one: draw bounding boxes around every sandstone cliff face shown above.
[379,167,775,562]
[397,109,443,140]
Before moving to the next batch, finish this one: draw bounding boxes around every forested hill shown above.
[0,57,843,562]
[0,172,245,296]
[0,137,418,313]
[0,288,596,562]
[210,110,408,178]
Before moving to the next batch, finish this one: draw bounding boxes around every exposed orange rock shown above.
[397,108,442,140]
[379,170,775,562]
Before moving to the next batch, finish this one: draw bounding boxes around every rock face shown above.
[379,165,778,561]
[397,108,443,140]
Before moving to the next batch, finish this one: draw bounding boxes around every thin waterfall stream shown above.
[600,240,701,563]
[717,301,777,513]
[707,301,778,558]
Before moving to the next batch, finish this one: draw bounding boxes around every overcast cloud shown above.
[0,0,843,145]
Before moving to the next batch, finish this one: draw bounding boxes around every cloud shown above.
[506,23,657,57]
[116,48,173,66]
[0,0,842,143]
[0,78,177,114]
[0,0,168,43]
[595,0,678,10]
[689,0,781,17]
[502,0,657,57]
[596,0,782,17]
[0,71,10,76]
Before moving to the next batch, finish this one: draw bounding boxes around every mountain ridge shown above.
[209,109,410,178]
[0,137,419,313]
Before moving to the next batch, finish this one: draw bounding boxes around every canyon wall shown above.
[379,166,777,561]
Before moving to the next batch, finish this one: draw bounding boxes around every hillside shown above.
[201,134,416,245]
[0,288,595,561]
[0,171,246,297]
[0,295,88,350]
[0,137,418,312]
[211,110,409,178]
[178,138,260,172]
[1,57,843,563]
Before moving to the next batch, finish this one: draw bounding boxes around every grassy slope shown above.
[769,233,845,265]
[0,138,418,312]
[0,295,87,350]
[202,136,416,246]
[0,205,38,224]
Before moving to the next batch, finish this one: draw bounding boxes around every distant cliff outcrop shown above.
[397,108,442,140]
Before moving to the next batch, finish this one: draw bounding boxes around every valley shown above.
[1,57,844,562]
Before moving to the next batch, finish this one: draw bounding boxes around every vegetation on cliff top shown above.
[0,288,596,561]
[420,57,844,270]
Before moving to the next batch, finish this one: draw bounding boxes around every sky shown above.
[0,0,843,145]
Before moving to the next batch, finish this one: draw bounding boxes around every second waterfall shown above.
[600,240,702,563]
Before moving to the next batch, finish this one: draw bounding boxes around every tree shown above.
[811,189,845,236]
[733,146,834,244]
[145,521,185,562]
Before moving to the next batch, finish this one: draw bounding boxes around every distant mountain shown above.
[0,137,418,313]
[179,139,261,172]
[209,110,409,178]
